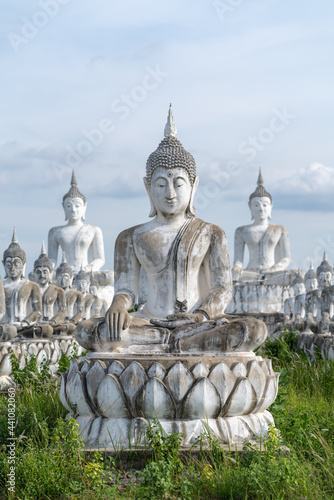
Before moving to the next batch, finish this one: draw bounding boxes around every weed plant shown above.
[0,330,333,499]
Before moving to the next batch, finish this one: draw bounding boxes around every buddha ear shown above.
[143,177,157,218]
[82,203,87,222]
[268,202,273,220]
[248,201,254,220]
[187,176,199,217]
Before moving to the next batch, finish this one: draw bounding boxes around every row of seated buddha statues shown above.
[226,170,298,314]
[0,231,108,342]
[284,253,334,334]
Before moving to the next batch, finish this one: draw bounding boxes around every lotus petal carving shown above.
[165,362,193,404]
[97,374,131,418]
[136,377,176,418]
[222,377,256,416]
[182,377,220,419]
[209,362,236,405]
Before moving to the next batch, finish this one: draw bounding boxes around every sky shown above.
[0,0,334,274]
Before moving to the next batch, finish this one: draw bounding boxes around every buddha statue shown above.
[284,271,305,329]
[55,255,85,334]
[75,105,267,354]
[232,170,296,286]
[2,229,43,337]
[0,275,16,341]
[74,269,103,319]
[48,171,113,283]
[34,242,67,329]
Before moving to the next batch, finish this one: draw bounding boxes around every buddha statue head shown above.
[89,276,99,296]
[144,104,199,218]
[248,169,273,222]
[74,268,90,294]
[56,253,73,290]
[62,171,87,223]
[316,253,333,289]
[305,263,318,292]
[3,228,26,281]
[34,242,54,287]
[292,271,305,296]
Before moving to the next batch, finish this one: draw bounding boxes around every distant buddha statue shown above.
[76,105,266,354]
[74,269,103,319]
[33,242,67,329]
[284,271,305,327]
[48,171,107,275]
[55,255,85,334]
[232,170,296,286]
[2,229,43,336]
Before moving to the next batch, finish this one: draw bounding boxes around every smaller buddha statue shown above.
[284,271,305,329]
[89,276,108,317]
[56,254,85,334]
[2,229,43,337]
[34,242,67,329]
[318,254,334,333]
[74,269,102,319]
[232,170,296,286]
[48,171,105,273]
[0,275,16,341]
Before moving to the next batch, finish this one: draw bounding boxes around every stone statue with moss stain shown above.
[1,229,43,339]
[75,106,266,354]
[61,107,279,450]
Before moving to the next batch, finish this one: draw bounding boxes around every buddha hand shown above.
[105,294,131,341]
[150,312,205,329]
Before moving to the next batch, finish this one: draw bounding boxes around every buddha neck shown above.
[252,219,270,227]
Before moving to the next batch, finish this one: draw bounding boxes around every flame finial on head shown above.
[63,170,86,204]
[146,105,196,186]
[164,103,177,138]
[3,227,26,263]
[249,168,272,203]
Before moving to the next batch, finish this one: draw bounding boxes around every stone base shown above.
[0,336,84,391]
[60,352,279,448]
[296,332,334,360]
[227,283,293,314]
[74,412,275,449]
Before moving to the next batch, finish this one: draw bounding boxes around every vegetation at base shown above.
[0,329,333,499]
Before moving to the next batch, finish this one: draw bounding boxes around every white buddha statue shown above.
[48,171,106,274]
[76,105,267,354]
[2,229,43,336]
[232,170,296,286]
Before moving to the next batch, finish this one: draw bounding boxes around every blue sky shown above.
[0,0,334,273]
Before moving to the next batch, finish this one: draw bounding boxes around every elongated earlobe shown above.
[144,177,157,218]
[186,176,199,216]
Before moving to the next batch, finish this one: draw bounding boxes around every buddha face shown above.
[318,271,332,288]
[293,283,305,296]
[57,272,72,289]
[63,197,86,223]
[76,279,89,294]
[4,257,24,280]
[305,278,318,292]
[249,197,272,222]
[35,266,51,286]
[149,167,193,218]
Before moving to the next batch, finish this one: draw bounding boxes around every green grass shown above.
[0,332,334,499]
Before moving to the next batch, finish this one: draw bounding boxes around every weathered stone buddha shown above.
[75,106,266,354]
[284,271,305,325]
[48,171,107,274]
[34,242,67,329]
[2,229,43,336]
[56,255,84,334]
[232,170,296,286]
[74,269,103,320]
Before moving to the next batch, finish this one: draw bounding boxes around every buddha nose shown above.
[166,183,176,199]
